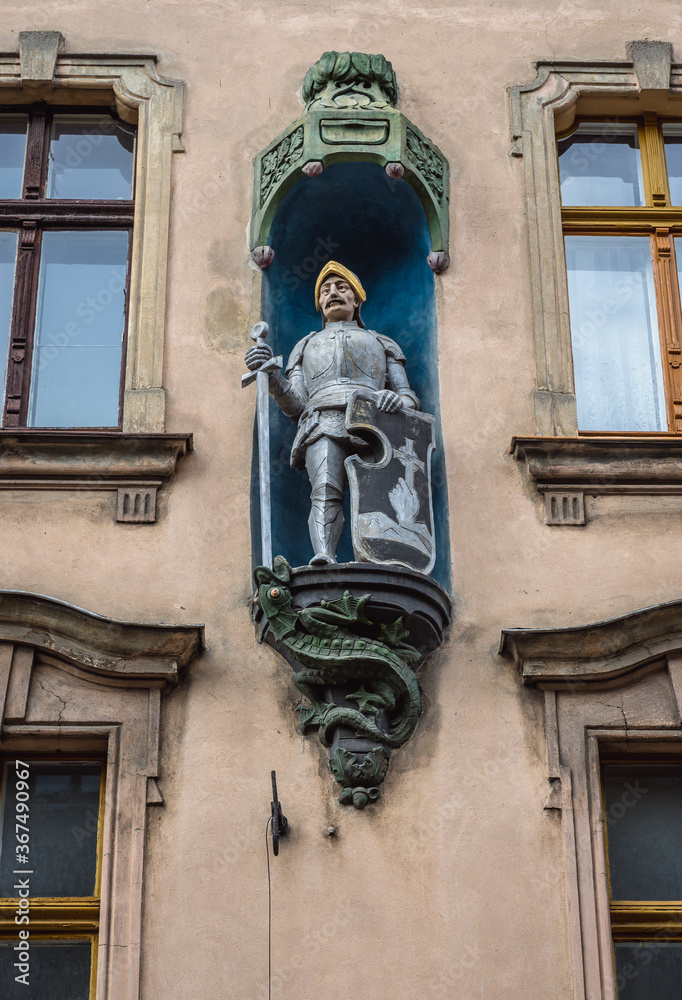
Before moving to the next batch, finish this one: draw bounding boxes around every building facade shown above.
[1,4,682,1000]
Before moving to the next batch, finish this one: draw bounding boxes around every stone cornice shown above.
[0,430,192,521]
[500,599,682,686]
[511,435,682,493]
[0,589,204,682]
[0,429,192,485]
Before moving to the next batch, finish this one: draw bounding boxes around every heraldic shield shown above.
[345,391,436,574]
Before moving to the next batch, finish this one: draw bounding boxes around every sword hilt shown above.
[250,320,269,348]
[242,320,281,388]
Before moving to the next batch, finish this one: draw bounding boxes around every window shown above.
[0,108,135,428]
[558,117,682,434]
[0,757,104,1000]
[509,45,682,516]
[603,760,682,998]
[500,596,682,1000]
[0,594,203,1000]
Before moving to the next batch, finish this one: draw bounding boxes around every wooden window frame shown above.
[0,105,135,429]
[599,752,682,986]
[0,35,193,517]
[500,605,682,1000]
[558,114,682,434]
[0,593,203,1000]
[508,43,682,513]
[0,752,106,1000]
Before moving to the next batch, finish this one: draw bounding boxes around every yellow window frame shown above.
[558,114,682,434]
[0,754,106,1000]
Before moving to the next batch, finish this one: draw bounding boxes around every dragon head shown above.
[254,561,298,640]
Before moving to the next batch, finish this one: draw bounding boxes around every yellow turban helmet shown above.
[314,262,367,321]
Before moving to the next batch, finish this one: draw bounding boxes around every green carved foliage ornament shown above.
[302,51,398,110]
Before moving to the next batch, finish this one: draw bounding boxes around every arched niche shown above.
[253,160,451,590]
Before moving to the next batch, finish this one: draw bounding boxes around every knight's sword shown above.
[242,321,282,568]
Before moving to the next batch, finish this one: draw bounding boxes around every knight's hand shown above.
[377,390,403,413]
[245,344,274,371]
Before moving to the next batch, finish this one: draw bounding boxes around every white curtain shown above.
[565,236,666,432]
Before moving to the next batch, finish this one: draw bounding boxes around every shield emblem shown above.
[345,391,436,574]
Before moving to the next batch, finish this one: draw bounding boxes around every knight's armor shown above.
[268,320,419,563]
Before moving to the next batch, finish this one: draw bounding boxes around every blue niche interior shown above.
[257,161,451,591]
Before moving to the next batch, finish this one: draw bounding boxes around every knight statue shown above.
[245,261,435,572]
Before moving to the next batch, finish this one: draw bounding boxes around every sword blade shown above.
[256,368,273,568]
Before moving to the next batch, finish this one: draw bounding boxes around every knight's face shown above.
[319,276,359,324]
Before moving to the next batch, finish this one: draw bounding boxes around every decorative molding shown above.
[405,127,445,199]
[302,51,398,111]
[500,598,682,686]
[0,430,192,520]
[626,40,672,91]
[543,490,585,525]
[0,598,203,1000]
[0,37,185,433]
[259,125,304,207]
[508,40,682,437]
[0,590,203,680]
[116,486,157,522]
[251,53,450,259]
[512,435,682,506]
[18,31,63,83]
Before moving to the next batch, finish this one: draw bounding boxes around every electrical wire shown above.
[265,816,272,1000]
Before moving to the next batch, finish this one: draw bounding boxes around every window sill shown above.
[0,429,193,522]
[511,434,682,524]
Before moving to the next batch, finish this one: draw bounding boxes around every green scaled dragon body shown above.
[255,562,422,749]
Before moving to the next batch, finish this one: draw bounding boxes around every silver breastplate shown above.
[302,325,387,397]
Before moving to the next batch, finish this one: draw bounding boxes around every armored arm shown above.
[269,367,307,420]
[386,357,420,411]
[245,338,308,420]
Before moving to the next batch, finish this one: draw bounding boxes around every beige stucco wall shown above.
[2,2,682,998]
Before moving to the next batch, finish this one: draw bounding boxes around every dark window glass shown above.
[558,124,644,206]
[0,231,18,406]
[604,764,682,900]
[0,115,27,198]
[615,942,682,999]
[0,761,101,897]
[28,230,129,428]
[47,114,135,200]
[0,939,91,1000]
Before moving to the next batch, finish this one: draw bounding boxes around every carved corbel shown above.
[255,558,450,809]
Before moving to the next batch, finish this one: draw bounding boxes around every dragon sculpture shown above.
[255,558,423,808]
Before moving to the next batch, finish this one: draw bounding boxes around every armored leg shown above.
[304,436,348,564]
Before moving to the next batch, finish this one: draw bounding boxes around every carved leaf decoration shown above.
[302,50,397,108]
[259,126,305,207]
[335,51,351,77]
[370,53,386,77]
[404,127,444,199]
[317,50,337,82]
[329,747,357,783]
[352,52,371,77]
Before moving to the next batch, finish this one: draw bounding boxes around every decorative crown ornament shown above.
[302,51,398,110]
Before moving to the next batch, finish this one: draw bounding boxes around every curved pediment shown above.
[0,590,203,682]
[500,599,682,687]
